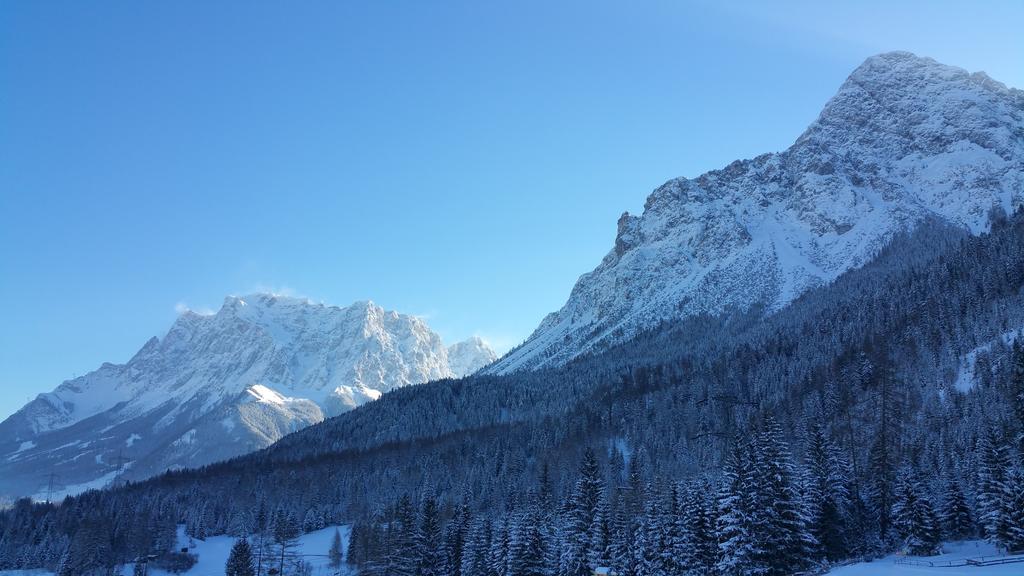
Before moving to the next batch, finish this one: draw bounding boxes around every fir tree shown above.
[328,528,344,568]
[678,479,716,573]
[1010,340,1024,457]
[390,495,419,576]
[489,516,511,576]
[589,492,614,569]
[753,419,815,575]
[461,518,493,576]
[271,510,300,576]
[225,538,255,576]
[444,504,471,576]
[715,443,758,575]
[891,470,941,556]
[57,517,112,576]
[1003,467,1024,552]
[803,422,850,561]
[978,429,1012,545]
[941,479,973,540]
[417,497,444,576]
[508,502,548,576]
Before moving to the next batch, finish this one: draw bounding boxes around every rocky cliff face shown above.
[491,52,1024,373]
[0,294,494,499]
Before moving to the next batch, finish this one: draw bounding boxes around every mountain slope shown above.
[0,294,494,499]
[490,51,1024,373]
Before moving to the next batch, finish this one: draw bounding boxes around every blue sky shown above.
[1,0,1022,420]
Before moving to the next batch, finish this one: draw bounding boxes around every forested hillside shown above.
[5,208,1024,574]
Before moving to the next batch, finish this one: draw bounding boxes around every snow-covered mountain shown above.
[448,336,499,377]
[0,294,494,499]
[490,52,1024,373]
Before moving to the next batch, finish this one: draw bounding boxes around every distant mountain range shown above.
[0,294,495,499]
[490,52,1024,373]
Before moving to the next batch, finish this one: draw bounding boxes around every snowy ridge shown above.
[0,294,494,499]
[490,52,1024,373]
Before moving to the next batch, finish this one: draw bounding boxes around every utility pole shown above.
[112,449,131,485]
[44,470,58,504]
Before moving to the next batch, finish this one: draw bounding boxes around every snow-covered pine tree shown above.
[802,422,850,561]
[461,518,492,576]
[225,538,255,576]
[1010,340,1024,456]
[328,528,343,568]
[941,479,973,540]
[677,479,716,573]
[589,491,614,570]
[715,443,758,575]
[508,498,549,576]
[559,449,604,576]
[390,495,419,576]
[868,368,901,543]
[610,489,633,575]
[558,504,589,576]
[417,497,445,576]
[443,504,471,576]
[489,515,511,576]
[891,469,941,556]
[627,510,658,576]
[753,418,816,575]
[978,429,1012,546]
[271,509,300,576]
[654,485,680,576]
[57,517,113,576]
[1002,467,1024,552]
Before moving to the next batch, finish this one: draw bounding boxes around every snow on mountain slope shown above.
[0,294,495,499]
[448,336,498,376]
[490,52,1024,373]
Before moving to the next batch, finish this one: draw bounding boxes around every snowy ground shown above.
[829,540,1024,575]
[0,524,352,576]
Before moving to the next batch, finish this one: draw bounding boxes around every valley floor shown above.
[0,524,352,576]
[4,536,1022,576]
[828,540,1024,575]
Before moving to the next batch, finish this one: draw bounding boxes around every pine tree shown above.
[677,479,716,573]
[461,518,492,576]
[803,422,850,561]
[225,538,255,576]
[509,502,548,576]
[390,495,419,576]
[1003,467,1024,552]
[1010,340,1024,457]
[444,504,471,576]
[328,528,344,568]
[891,470,941,556]
[58,517,112,576]
[589,492,614,569]
[869,369,901,542]
[941,479,973,540]
[560,449,604,576]
[417,497,444,576]
[271,510,300,576]
[489,516,511,576]
[753,419,815,575]
[978,429,1012,545]
[715,443,758,575]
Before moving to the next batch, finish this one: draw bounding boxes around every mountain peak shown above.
[489,53,1024,374]
[0,294,490,498]
[448,337,498,377]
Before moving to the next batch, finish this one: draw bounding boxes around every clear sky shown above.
[1,0,1022,420]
